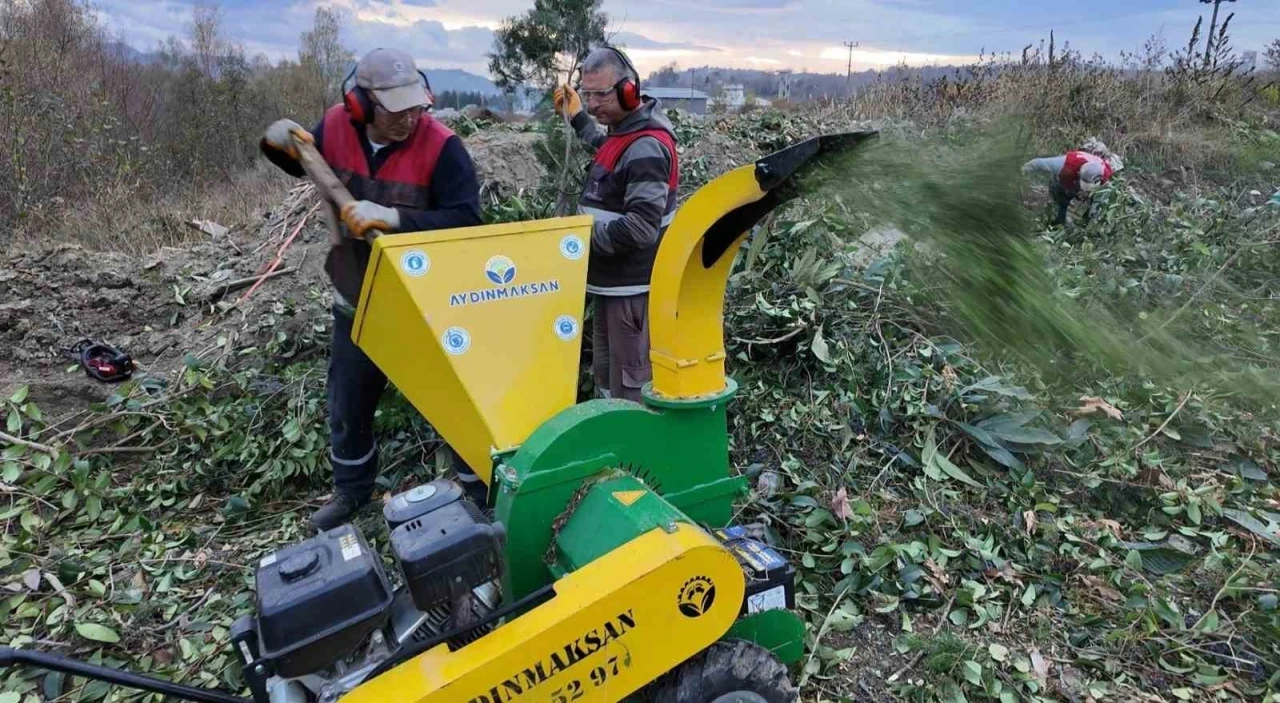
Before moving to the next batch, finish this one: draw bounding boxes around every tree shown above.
[649,62,680,86]
[298,7,353,112]
[1265,38,1280,72]
[487,0,607,92]
[188,1,223,78]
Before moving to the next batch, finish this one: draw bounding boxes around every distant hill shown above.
[647,64,968,101]
[423,68,502,96]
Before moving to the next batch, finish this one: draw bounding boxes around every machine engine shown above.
[230,480,506,703]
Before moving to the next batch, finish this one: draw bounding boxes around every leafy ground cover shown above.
[3,105,1280,703]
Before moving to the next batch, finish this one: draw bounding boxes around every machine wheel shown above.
[645,640,798,703]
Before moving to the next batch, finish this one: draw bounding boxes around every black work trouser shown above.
[1050,180,1074,226]
[327,307,478,501]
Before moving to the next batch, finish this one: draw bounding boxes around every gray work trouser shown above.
[591,294,652,402]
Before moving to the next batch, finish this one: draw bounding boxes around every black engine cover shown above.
[390,499,505,612]
[254,524,393,677]
[382,479,463,532]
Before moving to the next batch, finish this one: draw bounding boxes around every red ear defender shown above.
[616,78,640,110]
[603,44,642,110]
[344,87,368,124]
[341,63,376,124]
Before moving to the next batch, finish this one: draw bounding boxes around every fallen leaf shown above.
[131,571,148,594]
[152,648,174,666]
[194,549,208,569]
[1075,396,1122,420]
[75,622,120,643]
[1137,466,1174,489]
[1077,575,1123,604]
[811,325,832,364]
[831,486,853,521]
[22,568,41,591]
[1030,648,1051,680]
[924,558,950,591]
[44,572,75,608]
[1022,509,1038,536]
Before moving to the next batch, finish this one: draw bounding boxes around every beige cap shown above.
[356,48,428,112]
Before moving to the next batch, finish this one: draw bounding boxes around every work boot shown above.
[309,494,366,532]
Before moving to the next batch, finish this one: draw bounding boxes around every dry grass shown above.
[9,161,291,256]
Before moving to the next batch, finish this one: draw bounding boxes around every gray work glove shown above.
[262,118,312,159]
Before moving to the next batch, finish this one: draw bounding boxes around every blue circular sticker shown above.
[553,315,579,341]
[559,235,585,261]
[442,326,471,355]
[401,249,430,277]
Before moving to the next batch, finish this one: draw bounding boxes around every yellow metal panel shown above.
[648,166,767,400]
[352,217,592,483]
[343,524,745,703]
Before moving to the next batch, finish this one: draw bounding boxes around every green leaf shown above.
[282,418,302,443]
[6,408,19,434]
[963,660,983,685]
[75,623,120,643]
[9,385,28,404]
[949,608,969,626]
[811,326,832,364]
[959,376,1032,400]
[1121,539,1199,575]
[903,509,925,527]
[1222,508,1280,549]
[0,692,19,703]
[1021,584,1037,606]
[925,428,982,488]
[1229,457,1268,482]
[801,553,815,569]
[2,461,20,482]
[989,643,1009,662]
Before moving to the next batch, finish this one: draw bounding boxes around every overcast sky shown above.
[93,0,1280,77]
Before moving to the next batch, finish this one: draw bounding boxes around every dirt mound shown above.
[0,133,558,418]
[463,129,546,201]
[0,186,334,417]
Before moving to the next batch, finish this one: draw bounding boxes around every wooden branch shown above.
[205,266,298,302]
[0,430,56,455]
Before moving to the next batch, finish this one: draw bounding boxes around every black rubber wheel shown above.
[645,640,799,703]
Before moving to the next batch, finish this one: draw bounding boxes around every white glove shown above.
[340,200,400,239]
[263,119,311,159]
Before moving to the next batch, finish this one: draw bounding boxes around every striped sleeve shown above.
[571,111,608,151]
[591,136,673,257]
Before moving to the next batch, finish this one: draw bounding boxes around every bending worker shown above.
[1022,142,1120,226]
[259,48,483,531]
[554,46,679,401]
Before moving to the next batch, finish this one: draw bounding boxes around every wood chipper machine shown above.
[1,130,877,703]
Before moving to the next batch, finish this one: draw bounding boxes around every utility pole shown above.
[1199,0,1237,70]
[843,40,859,91]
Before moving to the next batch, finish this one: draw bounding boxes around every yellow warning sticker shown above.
[612,490,646,506]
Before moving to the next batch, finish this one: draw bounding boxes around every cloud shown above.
[746,56,781,65]
[609,31,720,53]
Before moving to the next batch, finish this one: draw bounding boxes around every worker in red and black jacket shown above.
[1023,149,1115,226]
[554,46,679,402]
[260,48,483,532]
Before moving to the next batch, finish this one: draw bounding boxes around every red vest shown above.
[593,128,680,190]
[319,104,455,209]
[1061,150,1112,191]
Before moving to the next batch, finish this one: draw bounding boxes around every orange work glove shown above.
[553,84,582,118]
[340,200,399,239]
